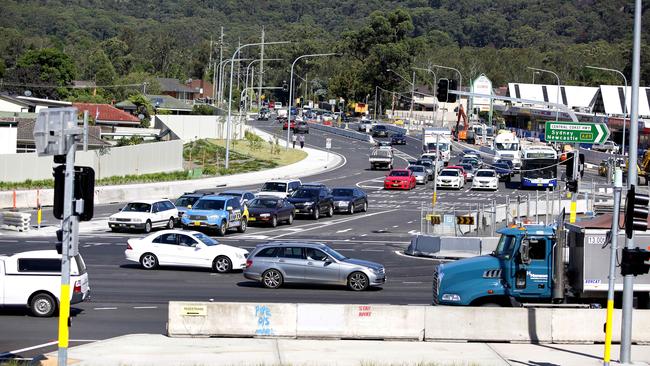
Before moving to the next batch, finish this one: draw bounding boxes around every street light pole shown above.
[527,67,560,122]
[226,41,290,168]
[586,65,628,155]
[245,58,282,111]
[374,85,379,120]
[286,52,338,149]
[387,68,416,122]
[414,67,438,125]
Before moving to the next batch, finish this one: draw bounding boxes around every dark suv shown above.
[288,187,334,220]
[371,125,388,137]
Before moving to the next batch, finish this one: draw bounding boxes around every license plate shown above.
[393,183,399,187]
[194,221,201,226]
[248,217,256,221]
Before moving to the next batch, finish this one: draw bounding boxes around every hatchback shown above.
[244,242,386,291]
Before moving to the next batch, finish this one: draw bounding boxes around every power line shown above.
[0,82,145,89]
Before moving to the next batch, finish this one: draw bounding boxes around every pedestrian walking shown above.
[298,133,305,149]
[292,133,297,148]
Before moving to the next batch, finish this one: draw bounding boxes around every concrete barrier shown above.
[425,307,554,343]
[296,303,424,340]
[308,123,374,143]
[168,302,650,344]
[168,302,297,338]
[0,211,31,232]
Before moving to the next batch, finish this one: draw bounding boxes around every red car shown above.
[282,120,296,130]
[446,165,467,181]
[384,169,417,190]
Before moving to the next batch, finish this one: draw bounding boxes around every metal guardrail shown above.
[308,123,374,143]
[1,211,31,232]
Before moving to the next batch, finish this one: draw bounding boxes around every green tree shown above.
[85,48,116,85]
[128,93,154,128]
[9,48,76,98]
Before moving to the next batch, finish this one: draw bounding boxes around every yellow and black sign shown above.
[456,216,474,225]
[426,214,441,225]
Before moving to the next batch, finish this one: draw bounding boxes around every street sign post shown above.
[544,121,610,144]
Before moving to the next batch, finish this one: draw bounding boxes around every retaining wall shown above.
[167,301,650,344]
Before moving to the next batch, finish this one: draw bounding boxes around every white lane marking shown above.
[392,225,399,228]
[360,234,367,237]
[336,228,352,233]
[237,235,269,240]
[361,249,384,252]
[267,209,398,239]
[26,240,48,243]
[407,221,414,224]
[393,250,451,261]
[133,306,158,309]
[407,230,419,235]
[93,307,118,310]
[402,281,423,284]
[336,248,355,251]
[0,341,58,357]
[0,239,17,242]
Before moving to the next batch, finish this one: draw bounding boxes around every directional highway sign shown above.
[426,214,441,225]
[456,216,474,225]
[545,121,610,144]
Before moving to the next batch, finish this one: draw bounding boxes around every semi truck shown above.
[493,131,521,170]
[422,128,452,164]
[433,216,650,307]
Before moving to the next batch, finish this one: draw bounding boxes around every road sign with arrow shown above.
[545,121,610,144]
[456,216,474,225]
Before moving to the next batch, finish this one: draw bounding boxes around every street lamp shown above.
[413,66,439,125]
[216,58,252,107]
[586,65,628,155]
[226,41,290,168]
[387,68,416,122]
[244,58,282,111]
[286,53,338,149]
[527,67,560,122]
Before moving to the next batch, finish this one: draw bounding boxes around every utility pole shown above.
[432,134,440,206]
[374,86,378,120]
[236,38,241,93]
[604,168,622,366]
[620,0,643,363]
[258,26,265,110]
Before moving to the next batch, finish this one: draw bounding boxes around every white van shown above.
[0,250,90,317]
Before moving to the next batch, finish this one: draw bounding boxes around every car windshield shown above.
[250,198,279,208]
[332,189,353,197]
[322,246,347,261]
[219,192,242,197]
[175,196,199,208]
[494,235,516,257]
[459,164,473,171]
[122,202,151,212]
[440,170,459,177]
[476,170,496,177]
[495,142,519,151]
[374,126,386,130]
[389,171,409,177]
[408,166,424,172]
[193,199,225,211]
[193,232,218,246]
[417,161,432,167]
[292,189,318,198]
[261,182,286,192]
[494,163,510,169]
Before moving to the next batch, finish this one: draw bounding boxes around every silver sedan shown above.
[244,242,386,291]
[407,165,428,184]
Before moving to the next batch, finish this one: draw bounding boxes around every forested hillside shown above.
[0,0,648,102]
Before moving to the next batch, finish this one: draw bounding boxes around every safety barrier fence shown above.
[168,301,650,344]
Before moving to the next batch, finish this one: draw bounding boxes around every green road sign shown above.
[544,121,610,144]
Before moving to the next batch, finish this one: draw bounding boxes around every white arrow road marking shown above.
[336,228,352,233]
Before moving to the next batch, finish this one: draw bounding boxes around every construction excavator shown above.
[619,149,650,185]
[455,104,473,143]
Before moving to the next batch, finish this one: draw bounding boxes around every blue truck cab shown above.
[181,195,249,236]
[434,225,555,306]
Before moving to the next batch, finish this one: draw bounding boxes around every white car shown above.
[124,230,249,273]
[436,169,464,190]
[0,250,90,317]
[109,199,178,233]
[472,169,499,191]
[258,179,302,198]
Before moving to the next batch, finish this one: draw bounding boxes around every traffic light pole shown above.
[621,0,643,362]
[569,146,579,223]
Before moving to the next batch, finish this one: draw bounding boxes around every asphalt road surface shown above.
[0,117,608,360]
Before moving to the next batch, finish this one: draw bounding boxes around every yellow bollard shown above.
[432,192,437,206]
[604,298,614,364]
[37,206,42,229]
[569,200,577,223]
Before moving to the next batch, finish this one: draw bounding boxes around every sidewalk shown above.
[40,334,650,366]
[1,127,344,210]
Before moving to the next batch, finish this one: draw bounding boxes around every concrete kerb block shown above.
[168,301,297,338]
[296,303,425,340]
[425,307,553,343]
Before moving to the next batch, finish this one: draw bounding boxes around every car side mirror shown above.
[519,238,531,265]
[187,205,192,209]
[227,206,233,211]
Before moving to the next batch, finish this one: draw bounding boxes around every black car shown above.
[174,192,206,222]
[247,196,296,227]
[390,133,406,145]
[258,108,271,120]
[294,121,309,134]
[287,187,334,220]
[331,187,368,214]
[371,125,388,137]
[493,162,514,182]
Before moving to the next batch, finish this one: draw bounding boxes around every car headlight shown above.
[304,202,314,206]
[259,213,270,217]
[132,218,142,223]
[209,215,220,220]
[441,294,461,302]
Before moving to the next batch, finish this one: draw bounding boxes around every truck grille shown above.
[483,269,502,278]
[188,215,207,220]
[432,269,440,305]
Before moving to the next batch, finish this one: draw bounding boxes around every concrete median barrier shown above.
[308,123,374,143]
[551,309,650,344]
[296,303,424,340]
[168,302,297,338]
[425,307,554,343]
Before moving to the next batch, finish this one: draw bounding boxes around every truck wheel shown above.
[30,293,57,317]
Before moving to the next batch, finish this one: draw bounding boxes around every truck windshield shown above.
[495,142,519,151]
[494,235,516,257]
[426,143,449,151]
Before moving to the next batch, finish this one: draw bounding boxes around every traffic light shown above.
[437,79,448,102]
[621,247,650,276]
[624,185,649,238]
[448,79,458,103]
[566,180,578,193]
[282,81,288,92]
[53,165,95,221]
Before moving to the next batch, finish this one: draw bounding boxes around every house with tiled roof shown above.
[73,102,141,127]
[186,79,213,101]
[16,118,109,152]
[156,78,197,102]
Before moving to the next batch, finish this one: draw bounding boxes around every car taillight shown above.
[246,259,253,268]
[73,280,81,293]
[126,243,133,250]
